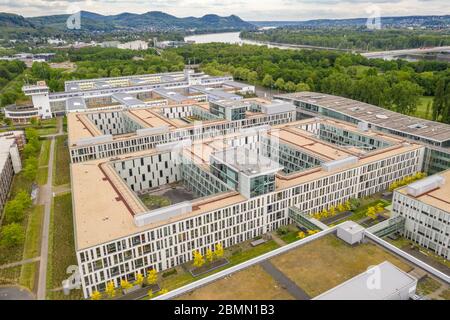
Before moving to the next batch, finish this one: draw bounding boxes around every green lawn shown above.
[35,118,58,136]
[388,236,450,269]
[38,139,51,167]
[281,231,301,244]
[140,240,281,299]
[415,96,434,120]
[53,135,70,187]
[349,198,390,222]
[0,265,22,286]
[18,205,44,293]
[440,289,450,300]
[416,276,442,296]
[140,194,171,210]
[47,193,82,300]
[37,167,48,185]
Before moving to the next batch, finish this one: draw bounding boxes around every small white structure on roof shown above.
[406,175,445,197]
[337,221,364,245]
[314,261,417,300]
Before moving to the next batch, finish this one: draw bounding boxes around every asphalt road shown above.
[0,286,35,300]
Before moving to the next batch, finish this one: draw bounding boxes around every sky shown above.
[0,0,448,21]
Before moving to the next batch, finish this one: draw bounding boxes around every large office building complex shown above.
[275,92,450,174]
[16,68,253,121]
[69,112,425,297]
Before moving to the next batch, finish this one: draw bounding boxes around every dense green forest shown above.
[241,28,450,51]
[0,47,184,107]
[174,43,450,122]
[1,44,449,124]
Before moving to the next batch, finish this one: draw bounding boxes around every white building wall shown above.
[112,152,181,193]
[393,191,450,260]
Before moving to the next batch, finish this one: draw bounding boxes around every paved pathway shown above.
[270,232,288,247]
[36,137,56,300]
[0,286,35,300]
[0,257,40,269]
[260,260,310,300]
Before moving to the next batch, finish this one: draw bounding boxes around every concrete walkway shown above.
[0,257,40,269]
[270,232,288,247]
[260,260,310,300]
[0,285,35,300]
[36,137,55,300]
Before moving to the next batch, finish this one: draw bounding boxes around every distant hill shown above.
[251,15,450,28]
[0,11,255,33]
[0,12,35,28]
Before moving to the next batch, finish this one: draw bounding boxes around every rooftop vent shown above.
[321,156,358,172]
[376,114,389,119]
[406,175,445,197]
[407,123,428,129]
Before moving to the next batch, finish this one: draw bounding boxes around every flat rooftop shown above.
[211,147,283,177]
[398,168,450,213]
[67,98,285,146]
[314,261,417,300]
[177,234,415,300]
[278,91,450,143]
[71,119,423,249]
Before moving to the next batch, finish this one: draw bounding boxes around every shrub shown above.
[0,223,25,247]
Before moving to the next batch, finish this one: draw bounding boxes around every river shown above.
[184,32,450,62]
[183,32,297,50]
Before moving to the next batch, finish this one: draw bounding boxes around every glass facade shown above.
[250,174,275,198]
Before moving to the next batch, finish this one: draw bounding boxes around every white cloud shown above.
[0,0,447,20]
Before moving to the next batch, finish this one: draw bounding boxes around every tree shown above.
[0,223,25,247]
[329,206,336,217]
[284,81,297,92]
[337,203,346,213]
[120,279,132,290]
[160,288,169,295]
[105,281,116,298]
[376,203,385,213]
[432,77,446,121]
[135,272,144,286]
[206,248,214,263]
[307,229,318,236]
[297,231,306,239]
[262,74,274,88]
[23,160,38,181]
[389,81,424,115]
[146,269,158,285]
[15,190,32,209]
[274,78,285,90]
[214,243,224,259]
[296,82,310,92]
[366,207,377,220]
[3,200,24,223]
[91,290,102,300]
[193,250,205,268]
[147,289,153,299]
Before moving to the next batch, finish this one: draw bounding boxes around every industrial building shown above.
[69,115,426,298]
[275,91,450,174]
[392,169,450,260]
